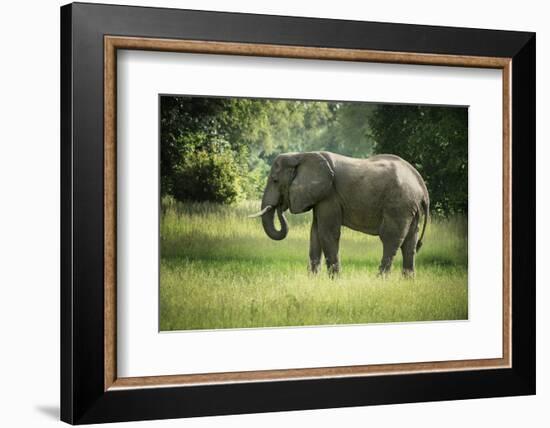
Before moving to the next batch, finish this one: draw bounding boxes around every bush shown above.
[171,149,244,204]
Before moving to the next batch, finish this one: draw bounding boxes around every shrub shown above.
[171,148,244,204]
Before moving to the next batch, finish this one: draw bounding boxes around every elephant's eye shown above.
[271,176,278,183]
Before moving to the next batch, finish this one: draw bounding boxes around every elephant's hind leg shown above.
[401,214,420,278]
[378,214,410,276]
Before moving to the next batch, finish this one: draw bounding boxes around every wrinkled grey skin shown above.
[251,151,429,277]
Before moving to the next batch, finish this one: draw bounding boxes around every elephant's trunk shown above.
[261,205,288,241]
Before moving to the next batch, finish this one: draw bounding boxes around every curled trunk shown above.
[261,205,288,240]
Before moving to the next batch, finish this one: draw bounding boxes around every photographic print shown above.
[62,6,534,421]
[159,95,468,331]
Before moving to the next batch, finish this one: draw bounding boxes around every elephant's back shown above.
[328,152,427,233]
[367,154,428,210]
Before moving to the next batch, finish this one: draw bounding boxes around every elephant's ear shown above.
[289,152,335,214]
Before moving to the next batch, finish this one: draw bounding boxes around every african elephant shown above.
[249,151,429,277]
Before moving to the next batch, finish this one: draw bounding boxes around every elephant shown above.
[249,151,429,277]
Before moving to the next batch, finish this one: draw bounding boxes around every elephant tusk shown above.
[248,205,273,218]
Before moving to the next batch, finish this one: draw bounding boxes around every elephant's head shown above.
[249,152,335,240]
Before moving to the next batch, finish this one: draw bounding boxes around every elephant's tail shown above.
[416,198,429,252]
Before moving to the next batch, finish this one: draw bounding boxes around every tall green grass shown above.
[160,199,468,331]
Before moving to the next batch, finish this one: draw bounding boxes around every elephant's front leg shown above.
[322,230,341,278]
[308,216,322,274]
[315,201,342,278]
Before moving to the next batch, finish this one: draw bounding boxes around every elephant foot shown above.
[402,269,416,279]
[327,263,340,279]
[308,260,321,275]
[377,269,390,279]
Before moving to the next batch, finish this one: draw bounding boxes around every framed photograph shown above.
[61,2,535,424]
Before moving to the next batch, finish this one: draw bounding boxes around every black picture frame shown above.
[61,2,535,424]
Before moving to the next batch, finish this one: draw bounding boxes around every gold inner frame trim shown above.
[104,35,512,391]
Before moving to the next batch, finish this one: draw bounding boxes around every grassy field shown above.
[160,199,468,331]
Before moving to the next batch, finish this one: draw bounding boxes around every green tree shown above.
[160,96,234,196]
[161,96,333,202]
[316,103,376,157]
[160,96,468,214]
[171,143,244,204]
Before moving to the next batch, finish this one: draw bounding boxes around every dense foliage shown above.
[160,96,468,215]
